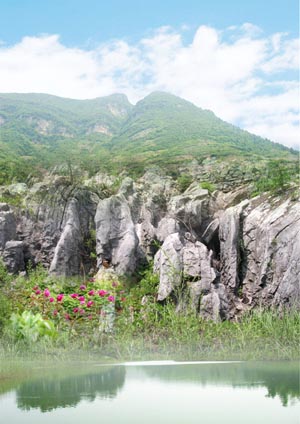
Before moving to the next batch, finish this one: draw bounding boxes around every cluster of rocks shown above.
[0,170,299,320]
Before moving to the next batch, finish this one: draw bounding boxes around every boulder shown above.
[154,233,184,301]
[49,199,82,276]
[154,233,217,306]
[95,194,139,275]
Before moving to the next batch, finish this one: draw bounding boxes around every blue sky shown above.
[0,0,299,148]
[1,0,298,45]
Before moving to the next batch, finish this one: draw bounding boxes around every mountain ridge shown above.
[0,91,297,183]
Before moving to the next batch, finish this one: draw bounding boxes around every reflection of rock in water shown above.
[16,366,125,412]
[138,362,300,407]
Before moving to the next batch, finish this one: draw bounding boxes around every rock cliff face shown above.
[0,171,299,319]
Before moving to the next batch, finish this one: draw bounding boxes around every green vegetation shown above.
[200,181,216,193]
[0,92,297,185]
[177,173,193,192]
[10,311,57,343]
[252,159,299,195]
[0,266,298,361]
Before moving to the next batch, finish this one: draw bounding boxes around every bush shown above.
[200,181,216,193]
[177,174,193,192]
[253,160,298,195]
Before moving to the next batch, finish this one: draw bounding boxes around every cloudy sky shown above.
[0,0,298,149]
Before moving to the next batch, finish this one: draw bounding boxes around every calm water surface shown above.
[0,361,299,424]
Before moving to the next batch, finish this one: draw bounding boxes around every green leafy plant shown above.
[10,311,57,342]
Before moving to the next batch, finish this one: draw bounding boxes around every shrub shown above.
[177,174,193,193]
[200,181,216,193]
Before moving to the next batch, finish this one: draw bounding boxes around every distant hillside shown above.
[109,92,294,171]
[0,91,297,183]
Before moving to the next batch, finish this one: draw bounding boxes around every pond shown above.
[0,361,299,423]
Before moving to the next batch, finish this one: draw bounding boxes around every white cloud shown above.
[0,25,298,148]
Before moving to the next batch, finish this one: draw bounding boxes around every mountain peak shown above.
[0,91,296,184]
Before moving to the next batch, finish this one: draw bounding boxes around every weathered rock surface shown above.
[219,200,249,291]
[95,194,139,275]
[0,170,299,319]
[154,233,217,307]
[49,199,82,276]
[154,233,184,300]
[0,203,17,250]
[3,241,25,274]
[242,198,300,308]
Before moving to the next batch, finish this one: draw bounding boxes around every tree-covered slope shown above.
[109,92,294,170]
[0,91,297,183]
[0,93,132,182]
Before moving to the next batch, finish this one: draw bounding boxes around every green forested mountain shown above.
[0,91,296,183]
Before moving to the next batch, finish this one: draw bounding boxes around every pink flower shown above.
[79,309,85,315]
[65,313,71,320]
[33,285,39,291]
[79,296,85,302]
[108,295,115,302]
[44,288,50,297]
[112,281,118,287]
[49,297,54,303]
[88,315,93,320]
[53,310,58,317]
[98,290,108,297]
[70,293,78,299]
[73,307,79,313]
[88,290,95,296]
[87,300,94,308]
[79,285,86,291]
[35,289,41,295]
[57,294,64,302]
[80,301,85,305]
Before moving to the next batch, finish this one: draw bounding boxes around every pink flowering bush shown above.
[9,275,127,337]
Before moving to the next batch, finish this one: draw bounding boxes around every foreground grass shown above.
[0,265,299,362]
[0,307,299,362]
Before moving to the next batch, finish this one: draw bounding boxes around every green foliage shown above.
[0,92,297,184]
[0,292,12,335]
[0,193,23,207]
[253,160,299,195]
[0,260,12,286]
[177,174,193,192]
[200,181,216,193]
[10,311,57,343]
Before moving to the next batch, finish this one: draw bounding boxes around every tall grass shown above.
[0,265,299,362]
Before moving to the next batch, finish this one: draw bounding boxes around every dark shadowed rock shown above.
[219,200,249,290]
[0,203,17,250]
[3,241,25,273]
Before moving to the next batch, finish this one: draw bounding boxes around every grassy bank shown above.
[0,266,299,362]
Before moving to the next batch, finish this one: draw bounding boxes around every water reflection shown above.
[16,366,125,412]
[139,362,300,407]
[1,361,299,414]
